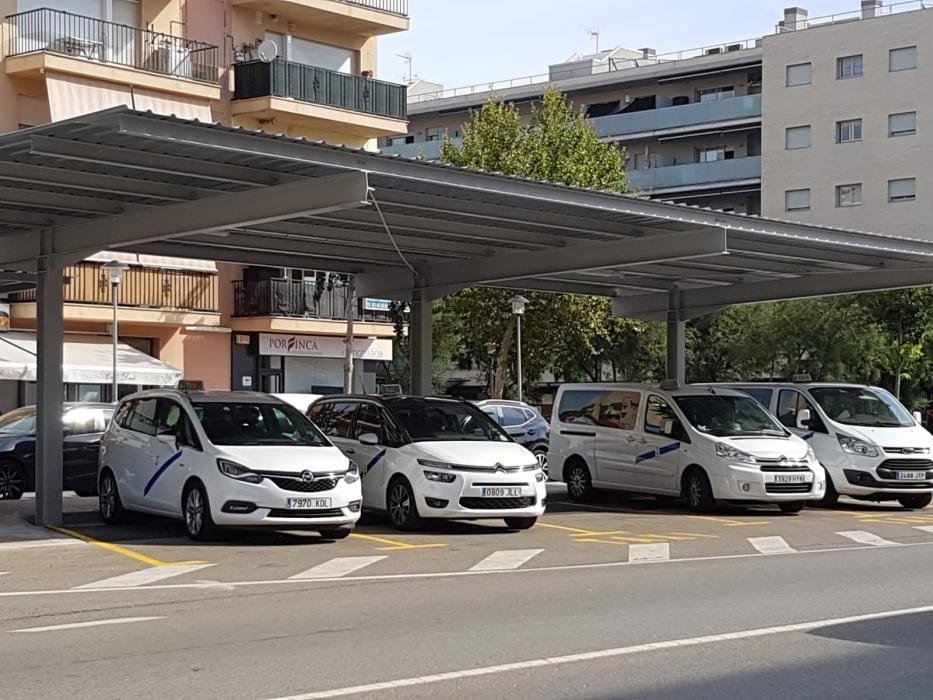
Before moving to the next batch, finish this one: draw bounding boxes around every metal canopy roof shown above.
[2,107,933,320]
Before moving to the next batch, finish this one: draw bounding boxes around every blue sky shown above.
[378,0,863,89]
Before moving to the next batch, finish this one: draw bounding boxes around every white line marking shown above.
[914,526,933,534]
[837,530,897,547]
[0,539,84,552]
[72,564,215,590]
[469,549,544,572]
[10,616,164,634]
[748,536,796,555]
[265,603,933,699]
[0,539,928,599]
[628,543,670,562]
[289,557,387,580]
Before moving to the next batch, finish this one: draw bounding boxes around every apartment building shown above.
[385,1,931,227]
[0,0,408,408]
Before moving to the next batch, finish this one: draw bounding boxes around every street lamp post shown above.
[510,296,528,403]
[102,261,129,403]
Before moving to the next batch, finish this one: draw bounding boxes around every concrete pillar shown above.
[666,288,686,386]
[409,286,433,396]
[35,232,65,527]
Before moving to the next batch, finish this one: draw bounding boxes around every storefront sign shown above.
[259,334,393,361]
[0,303,9,331]
[363,298,392,312]
[235,334,251,346]
[242,376,253,388]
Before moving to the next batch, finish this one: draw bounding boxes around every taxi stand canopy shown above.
[1,108,933,525]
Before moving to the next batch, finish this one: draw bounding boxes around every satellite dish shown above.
[257,39,278,63]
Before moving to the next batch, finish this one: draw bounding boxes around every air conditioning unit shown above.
[705,46,723,55]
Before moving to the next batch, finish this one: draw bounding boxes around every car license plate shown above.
[286,497,332,510]
[772,473,808,484]
[481,487,522,497]
[896,471,927,480]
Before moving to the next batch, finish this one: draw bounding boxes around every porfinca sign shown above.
[258,333,392,361]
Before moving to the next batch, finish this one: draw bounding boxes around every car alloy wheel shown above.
[185,487,205,537]
[99,474,116,520]
[534,450,548,475]
[0,461,24,500]
[686,475,703,508]
[388,482,411,527]
[568,466,588,498]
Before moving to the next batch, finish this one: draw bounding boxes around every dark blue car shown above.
[0,403,114,500]
[475,400,550,475]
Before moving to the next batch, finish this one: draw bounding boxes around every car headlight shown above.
[417,458,450,470]
[344,461,360,484]
[838,435,879,457]
[217,459,263,484]
[806,446,816,462]
[715,442,757,464]
[423,470,457,483]
[535,471,546,482]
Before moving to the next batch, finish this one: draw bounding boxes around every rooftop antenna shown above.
[588,28,600,54]
[397,52,413,83]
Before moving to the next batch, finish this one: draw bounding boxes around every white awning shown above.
[0,332,182,386]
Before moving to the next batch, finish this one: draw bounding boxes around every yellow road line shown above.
[609,535,667,544]
[349,532,446,551]
[48,527,207,568]
[638,533,698,542]
[669,532,720,539]
[575,538,627,545]
[688,516,771,527]
[538,523,598,535]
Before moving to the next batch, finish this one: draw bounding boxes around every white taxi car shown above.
[98,390,361,540]
[307,395,547,530]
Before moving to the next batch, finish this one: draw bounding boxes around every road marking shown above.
[10,616,164,634]
[289,557,387,580]
[348,533,446,552]
[264,603,933,700]
[688,516,771,527]
[48,527,206,567]
[915,526,933,534]
[469,549,544,572]
[628,543,669,562]
[0,539,85,552]
[72,563,215,590]
[669,532,720,539]
[748,536,796,555]
[837,530,897,547]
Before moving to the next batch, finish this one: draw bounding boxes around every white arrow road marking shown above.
[289,557,388,580]
[837,530,897,547]
[628,543,670,562]
[914,526,933,534]
[748,536,796,555]
[469,549,544,572]
[72,563,215,590]
[10,617,164,633]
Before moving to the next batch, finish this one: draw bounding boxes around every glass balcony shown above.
[380,138,451,160]
[593,95,762,140]
[233,279,393,323]
[627,156,762,191]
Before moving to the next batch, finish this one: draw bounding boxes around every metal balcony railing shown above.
[233,279,394,323]
[627,156,762,191]
[233,59,407,120]
[593,95,762,140]
[344,0,409,16]
[4,8,219,83]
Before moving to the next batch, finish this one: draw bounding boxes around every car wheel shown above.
[899,494,932,510]
[387,477,423,531]
[319,528,352,540]
[0,460,25,500]
[532,446,549,479]
[98,470,127,525]
[683,469,715,513]
[820,474,840,507]
[505,516,537,530]
[565,462,594,502]
[778,501,806,514]
[183,482,218,541]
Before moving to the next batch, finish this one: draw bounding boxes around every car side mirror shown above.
[913,411,923,424]
[796,409,811,431]
[358,432,380,447]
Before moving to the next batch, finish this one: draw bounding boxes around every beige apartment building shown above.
[0,0,408,410]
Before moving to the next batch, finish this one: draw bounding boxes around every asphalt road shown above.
[3,535,933,699]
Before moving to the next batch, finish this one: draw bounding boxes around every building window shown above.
[889,111,917,137]
[424,127,446,142]
[785,188,810,212]
[888,178,917,202]
[890,46,917,72]
[785,125,811,150]
[387,135,415,146]
[697,86,735,103]
[836,118,863,144]
[785,62,811,87]
[837,54,864,79]
[697,146,726,163]
[836,183,862,207]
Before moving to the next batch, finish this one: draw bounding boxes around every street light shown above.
[510,296,528,402]
[102,260,129,403]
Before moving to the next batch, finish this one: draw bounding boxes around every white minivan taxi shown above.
[307,395,547,530]
[549,383,826,513]
[723,383,933,510]
[98,390,362,540]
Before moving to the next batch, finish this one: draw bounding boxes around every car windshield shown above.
[674,395,787,438]
[192,401,329,446]
[0,406,36,434]
[809,387,914,427]
[388,400,511,442]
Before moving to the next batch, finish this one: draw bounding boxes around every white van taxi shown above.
[307,395,547,530]
[549,383,826,513]
[723,382,933,510]
[98,390,361,540]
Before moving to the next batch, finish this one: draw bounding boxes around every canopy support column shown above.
[409,280,433,396]
[35,231,64,527]
[666,288,686,387]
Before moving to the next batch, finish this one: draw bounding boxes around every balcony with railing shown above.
[628,156,762,193]
[230,0,408,36]
[593,95,762,141]
[233,279,394,324]
[4,8,220,85]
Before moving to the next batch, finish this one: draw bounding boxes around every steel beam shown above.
[409,285,433,395]
[666,288,686,386]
